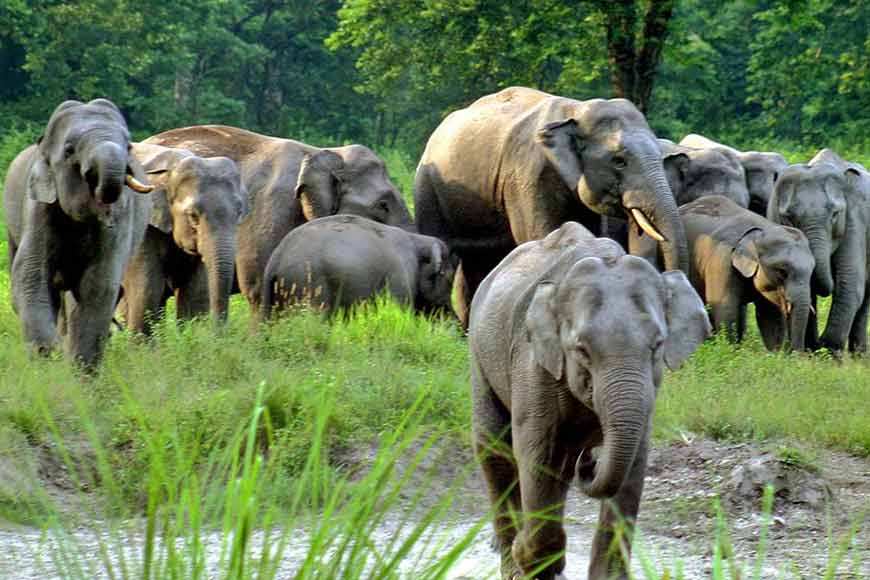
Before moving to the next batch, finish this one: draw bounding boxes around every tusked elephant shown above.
[117,143,249,336]
[469,222,709,580]
[261,215,457,319]
[658,139,750,208]
[144,125,413,312]
[680,134,788,216]
[3,99,154,369]
[414,87,689,328]
[768,149,870,353]
[680,196,814,351]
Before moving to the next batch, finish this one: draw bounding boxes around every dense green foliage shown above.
[2,0,869,156]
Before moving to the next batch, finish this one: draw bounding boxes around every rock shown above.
[722,452,833,511]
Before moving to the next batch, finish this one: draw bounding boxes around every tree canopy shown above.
[1,0,869,156]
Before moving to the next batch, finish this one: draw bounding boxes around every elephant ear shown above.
[26,151,58,204]
[731,228,763,278]
[526,281,564,380]
[295,150,345,221]
[662,270,711,370]
[136,147,193,233]
[536,118,583,192]
[662,150,690,198]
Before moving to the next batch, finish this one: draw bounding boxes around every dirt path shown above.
[0,437,867,579]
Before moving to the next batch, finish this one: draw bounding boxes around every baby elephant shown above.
[469,222,710,580]
[680,195,815,351]
[261,215,458,318]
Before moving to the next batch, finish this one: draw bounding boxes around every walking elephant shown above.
[680,196,814,351]
[469,222,709,580]
[261,215,457,319]
[659,139,750,208]
[3,99,154,369]
[680,134,788,216]
[768,149,870,353]
[117,143,249,335]
[414,87,689,327]
[145,125,413,311]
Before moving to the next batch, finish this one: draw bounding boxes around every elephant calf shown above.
[681,196,814,351]
[119,143,249,336]
[261,215,458,318]
[469,222,710,580]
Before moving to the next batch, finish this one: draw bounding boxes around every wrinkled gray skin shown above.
[145,125,413,311]
[415,87,689,328]
[469,222,710,580]
[768,149,870,353]
[3,99,153,369]
[680,196,814,351]
[117,143,249,336]
[659,139,750,207]
[681,134,788,216]
[261,215,457,319]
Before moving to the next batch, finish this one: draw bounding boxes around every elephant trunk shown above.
[578,369,652,499]
[202,229,237,323]
[84,141,127,205]
[805,225,834,297]
[629,153,689,273]
[786,287,811,351]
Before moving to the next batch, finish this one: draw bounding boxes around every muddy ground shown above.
[0,436,868,579]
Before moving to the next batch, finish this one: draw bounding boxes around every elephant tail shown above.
[260,274,276,322]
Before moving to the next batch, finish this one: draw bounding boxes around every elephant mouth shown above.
[575,448,598,488]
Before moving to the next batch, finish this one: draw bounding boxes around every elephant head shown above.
[136,144,248,322]
[413,236,459,316]
[731,226,815,350]
[26,99,153,223]
[526,257,710,498]
[739,151,788,215]
[768,154,851,297]
[295,145,413,228]
[660,141,750,208]
[535,98,688,272]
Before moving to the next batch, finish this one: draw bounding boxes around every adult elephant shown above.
[680,196,814,351]
[469,222,709,580]
[768,149,870,353]
[415,87,689,327]
[3,99,154,369]
[659,139,750,207]
[680,134,788,216]
[118,143,249,336]
[145,125,413,311]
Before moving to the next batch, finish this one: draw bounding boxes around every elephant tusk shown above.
[126,174,154,193]
[630,208,666,242]
[810,304,816,316]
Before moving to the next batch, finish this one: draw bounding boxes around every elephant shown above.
[680,196,814,351]
[260,215,457,319]
[469,221,710,580]
[116,143,249,336]
[3,98,154,369]
[144,125,413,312]
[680,134,788,216]
[414,86,689,328]
[658,139,750,208]
[767,148,870,353]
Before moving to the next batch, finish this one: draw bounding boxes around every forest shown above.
[2,0,869,157]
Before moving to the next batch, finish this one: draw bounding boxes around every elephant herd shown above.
[3,87,869,579]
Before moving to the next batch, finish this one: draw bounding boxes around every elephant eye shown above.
[612,155,627,170]
[574,341,590,360]
[64,142,76,158]
[652,337,664,353]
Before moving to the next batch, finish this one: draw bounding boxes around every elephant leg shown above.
[708,292,744,342]
[11,233,60,355]
[456,252,506,331]
[471,361,522,579]
[588,428,650,580]
[123,233,168,336]
[755,299,786,351]
[511,421,573,580]
[847,290,870,354]
[64,279,118,370]
[176,262,210,322]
